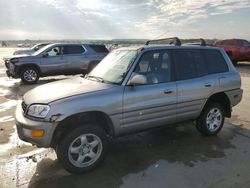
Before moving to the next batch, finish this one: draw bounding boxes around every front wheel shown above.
[196,103,225,136]
[20,67,39,84]
[56,125,108,174]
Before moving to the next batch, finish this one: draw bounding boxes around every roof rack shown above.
[145,37,181,46]
[184,38,207,46]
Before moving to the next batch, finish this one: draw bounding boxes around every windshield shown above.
[31,43,49,51]
[31,44,39,50]
[87,49,138,84]
[32,44,54,56]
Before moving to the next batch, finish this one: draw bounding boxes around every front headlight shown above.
[27,104,50,118]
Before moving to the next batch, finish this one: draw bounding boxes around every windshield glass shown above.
[32,44,54,56]
[87,49,138,84]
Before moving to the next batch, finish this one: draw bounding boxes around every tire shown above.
[20,67,39,84]
[56,124,108,174]
[196,103,225,136]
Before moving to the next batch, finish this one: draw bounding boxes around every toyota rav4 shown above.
[15,38,243,173]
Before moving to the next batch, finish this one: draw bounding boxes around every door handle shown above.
[204,83,212,87]
[164,89,173,94]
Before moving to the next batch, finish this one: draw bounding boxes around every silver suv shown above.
[15,38,243,173]
[4,43,108,84]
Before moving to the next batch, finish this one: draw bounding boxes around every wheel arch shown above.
[51,111,114,148]
[200,92,231,118]
[18,64,42,75]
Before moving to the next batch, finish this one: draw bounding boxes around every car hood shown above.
[14,49,34,55]
[23,77,114,104]
[3,54,32,62]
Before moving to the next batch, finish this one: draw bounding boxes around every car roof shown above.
[48,43,105,46]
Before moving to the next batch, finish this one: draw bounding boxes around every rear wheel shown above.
[20,67,39,84]
[56,124,108,174]
[196,103,225,136]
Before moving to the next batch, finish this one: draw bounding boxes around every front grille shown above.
[21,101,27,112]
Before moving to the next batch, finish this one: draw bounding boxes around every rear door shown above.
[122,50,177,134]
[40,45,67,75]
[174,50,215,122]
[62,45,88,74]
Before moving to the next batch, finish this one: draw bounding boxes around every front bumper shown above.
[5,61,19,78]
[15,102,58,148]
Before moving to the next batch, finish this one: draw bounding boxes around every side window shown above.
[223,40,233,46]
[134,50,171,84]
[236,40,243,47]
[174,50,197,80]
[193,51,208,77]
[46,46,61,57]
[63,45,85,55]
[243,40,250,47]
[205,50,229,74]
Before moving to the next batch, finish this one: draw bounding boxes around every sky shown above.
[0,0,250,40]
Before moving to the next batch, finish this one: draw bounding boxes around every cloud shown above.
[0,0,250,39]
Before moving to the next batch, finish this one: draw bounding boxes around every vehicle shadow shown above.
[27,121,247,188]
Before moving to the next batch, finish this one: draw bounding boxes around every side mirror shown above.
[42,53,48,58]
[128,73,147,86]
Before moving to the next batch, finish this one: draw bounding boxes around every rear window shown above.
[89,45,109,53]
[63,45,85,55]
[205,50,228,74]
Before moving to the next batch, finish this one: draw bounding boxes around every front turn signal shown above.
[31,130,44,137]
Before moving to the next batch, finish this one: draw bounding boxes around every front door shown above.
[122,50,177,134]
[40,45,67,75]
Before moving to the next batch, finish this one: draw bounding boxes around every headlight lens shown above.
[27,104,50,118]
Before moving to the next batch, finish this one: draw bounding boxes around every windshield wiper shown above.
[86,75,104,82]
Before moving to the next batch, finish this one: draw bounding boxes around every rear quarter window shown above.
[89,45,109,53]
[205,50,229,74]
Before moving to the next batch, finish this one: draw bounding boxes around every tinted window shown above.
[236,40,243,46]
[89,45,109,53]
[174,51,197,80]
[222,40,234,46]
[243,40,250,47]
[193,51,208,76]
[205,50,228,74]
[134,50,171,84]
[63,45,85,55]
